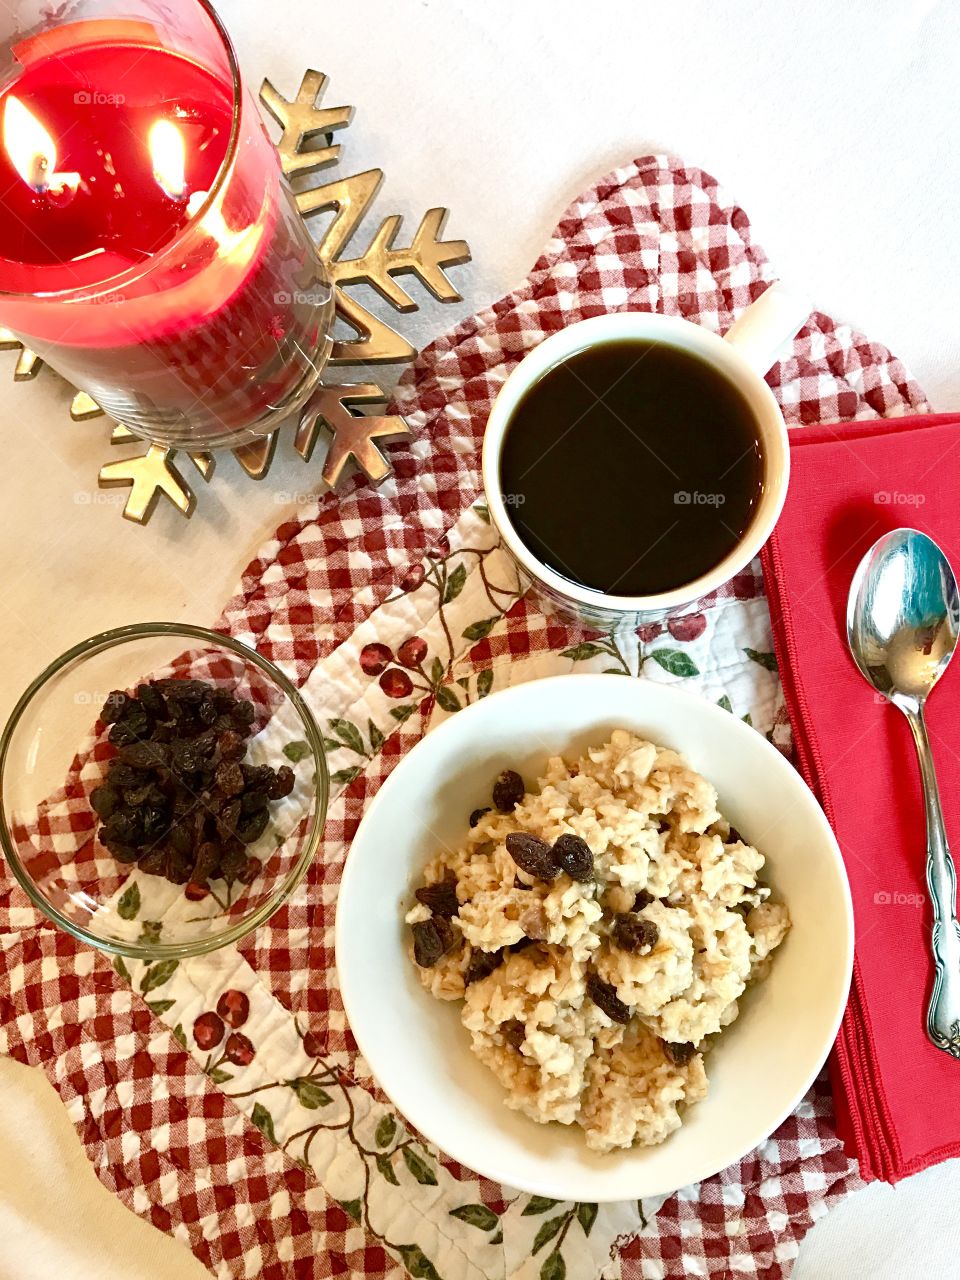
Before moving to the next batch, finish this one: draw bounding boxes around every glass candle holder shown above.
[0,0,335,449]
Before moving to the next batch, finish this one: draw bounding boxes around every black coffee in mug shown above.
[498,339,765,597]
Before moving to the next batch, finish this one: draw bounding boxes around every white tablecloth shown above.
[2,1,960,1275]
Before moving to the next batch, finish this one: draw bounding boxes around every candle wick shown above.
[30,154,50,192]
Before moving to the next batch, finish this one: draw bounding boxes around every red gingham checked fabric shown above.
[0,155,931,1280]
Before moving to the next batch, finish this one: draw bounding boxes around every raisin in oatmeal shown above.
[405,729,790,1153]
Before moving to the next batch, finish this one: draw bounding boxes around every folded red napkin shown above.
[761,411,960,1182]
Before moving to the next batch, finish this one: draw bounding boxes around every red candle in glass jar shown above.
[0,3,333,449]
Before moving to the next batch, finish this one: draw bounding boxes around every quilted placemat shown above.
[0,155,930,1280]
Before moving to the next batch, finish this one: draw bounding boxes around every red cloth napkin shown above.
[762,411,960,1183]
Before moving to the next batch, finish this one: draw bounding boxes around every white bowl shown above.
[336,675,853,1201]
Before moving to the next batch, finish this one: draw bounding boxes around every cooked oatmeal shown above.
[405,729,790,1153]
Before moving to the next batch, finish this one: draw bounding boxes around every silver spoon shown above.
[847,527,960,1059]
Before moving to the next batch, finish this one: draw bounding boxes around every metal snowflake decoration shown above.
[0,70,470,523]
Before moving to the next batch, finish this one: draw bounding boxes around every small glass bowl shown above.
[0,623,328,959]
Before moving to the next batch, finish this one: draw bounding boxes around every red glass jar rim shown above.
[0,0,243,303]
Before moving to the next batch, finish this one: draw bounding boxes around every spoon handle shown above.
[904,706,960,1058]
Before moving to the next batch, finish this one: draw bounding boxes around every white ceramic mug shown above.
[481,283,811,622]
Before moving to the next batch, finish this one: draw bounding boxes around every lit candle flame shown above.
[149,119,186,200]
[3,94,67,192]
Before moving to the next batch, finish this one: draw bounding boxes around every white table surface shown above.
[2,1,960,1275]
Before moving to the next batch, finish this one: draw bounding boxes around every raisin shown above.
[505,832,558,881]
[171,740,204,774]
[217,799,242,841]
[415,875,459,918]
[492,769,524,813]
[165,847,194,885]
[136,683,168,720]
[141,805,169,841]
[501,1019,526,1049]
[138,846,167,875]
[612,914,660,953]
[122,782,154,808]
[220,845,248,883]
[100,690,130,724]
[215,762,245,797]
[132,782,170,808]
[108,714,150,747]
[586,974,631,1024]
[157,678,206,705]
[469,807,491,828]
[240,789,269,815]
[105,762,138,789]
[268,765,295,799]
[242,763,274,790]
[193,841,222,884]
[662,1040,697,1066]
[217,729,246,762]
[115,727,158,762]
[172,789,197,817]
[633,889,655,911]
[412,917,455,967]
[121,741,168,770]
[237,808,269,845]
[166,822,192,858]
[89,785,118,819]
[552,833,594,881]
[103,809,142,847]
[198,695,218,727]
[213,688,237,713]
[465,948,503,985]
[232,699,256,728]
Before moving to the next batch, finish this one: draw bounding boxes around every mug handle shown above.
[723,281,812,374]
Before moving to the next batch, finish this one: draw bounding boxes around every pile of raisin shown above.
[89,679,295,892]
[504,830,595,882]
[411,871,460,968]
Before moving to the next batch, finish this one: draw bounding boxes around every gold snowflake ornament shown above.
[1,70,470,523]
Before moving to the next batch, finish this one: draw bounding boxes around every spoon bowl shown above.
[847,528,959,709]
